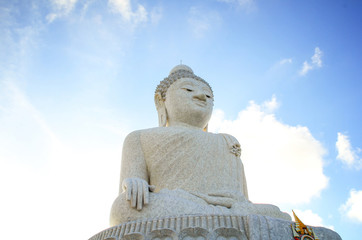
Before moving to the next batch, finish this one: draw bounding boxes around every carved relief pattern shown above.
[90,215,248,240]
[230,145,241,157]
[90,214,341,240]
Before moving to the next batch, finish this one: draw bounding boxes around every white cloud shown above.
[340,189,362,222]
[5,80,58,141]
[188,7,221,38]
[108,0,148,24]
[266,58,293,76]
[300,61,313,75]
[0,26,126,237]
[279,58,293,65]
[209,96,329,206]
[262,94,279,112]
[0,3,133,239]
[336,132,362,169]
[0,79,127,240]
[0,138,123,240]
[299,47,323,76]
[46,0,150,25]
[46,0,78,23]
[0,80,61,167]
[292,209,334,229]
[312,47,323,67]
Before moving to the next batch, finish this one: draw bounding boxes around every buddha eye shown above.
[184,88,193,92]
[206,95,211,98]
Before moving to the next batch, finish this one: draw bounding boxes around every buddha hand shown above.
[122,178,155,210]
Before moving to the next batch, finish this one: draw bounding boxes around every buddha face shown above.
[163,78,214,129]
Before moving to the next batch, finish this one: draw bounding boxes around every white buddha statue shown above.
[110,65,291,226]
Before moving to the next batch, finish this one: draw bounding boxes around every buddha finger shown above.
[149,185,156,192]
[131,179,137,208]
[204,196,234,208]
[143,182,149,205]
[137,180,143,210]
[126,180,132,201]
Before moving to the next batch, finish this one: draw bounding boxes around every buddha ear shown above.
[154,93,167,127]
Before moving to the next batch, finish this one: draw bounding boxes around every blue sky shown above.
[0,0,361,239]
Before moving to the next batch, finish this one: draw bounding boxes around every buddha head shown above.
[155,65,214,131]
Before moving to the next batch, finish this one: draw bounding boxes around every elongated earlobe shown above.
[159,109,167,127]
[154,93,167,127]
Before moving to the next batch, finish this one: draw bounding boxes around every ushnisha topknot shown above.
[155,64,213,100]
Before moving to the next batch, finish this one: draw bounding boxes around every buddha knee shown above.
[110,192,163,226]
[109,192,131,226]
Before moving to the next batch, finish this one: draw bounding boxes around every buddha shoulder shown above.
[125,127,195,140]
[123,128,240,150]
[218,133,242,157]
[122,127,178,146]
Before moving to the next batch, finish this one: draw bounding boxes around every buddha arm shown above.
[241,161,249,201]
[220,133,250,201]
[118,131,153,210]
[120,130,148,192]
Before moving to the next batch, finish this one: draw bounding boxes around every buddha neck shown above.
[167,121,205,131]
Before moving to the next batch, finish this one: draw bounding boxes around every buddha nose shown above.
[194,92,207,101]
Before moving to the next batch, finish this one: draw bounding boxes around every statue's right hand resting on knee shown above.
[122,178,155,210]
